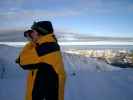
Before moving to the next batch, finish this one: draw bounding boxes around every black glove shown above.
[15,57,20,64]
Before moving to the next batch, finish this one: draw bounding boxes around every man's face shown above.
[30,30,39,40]
[25,30,39,42]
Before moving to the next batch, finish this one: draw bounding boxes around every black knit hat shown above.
[31,21,54,35]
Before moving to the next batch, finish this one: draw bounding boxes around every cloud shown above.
[0,9,83,30]
[0,0,133,30]
[0,9,82,20]
[0,0,131,16]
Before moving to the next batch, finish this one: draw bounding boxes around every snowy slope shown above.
[62,53,120,75]
[0,45,27,100]
[65,69,133,100]
[0,45,133,100]
[0,45,27,78]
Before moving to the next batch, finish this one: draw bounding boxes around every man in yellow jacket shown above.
[16,21,66,100]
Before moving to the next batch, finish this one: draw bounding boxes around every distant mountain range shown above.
[0,29,133,42]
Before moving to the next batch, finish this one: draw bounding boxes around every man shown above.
[16,21,66,100]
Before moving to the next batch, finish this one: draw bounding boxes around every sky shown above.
[0,0,133,37]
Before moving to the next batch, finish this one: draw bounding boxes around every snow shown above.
[0,45,27,78]
[0,78,26,100]
[65,70,133,100]
[0,45,133,100]
[62,53,121,75]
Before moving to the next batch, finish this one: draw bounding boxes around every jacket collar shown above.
[36,33,56,45]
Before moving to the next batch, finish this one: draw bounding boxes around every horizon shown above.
[0,41,133,47]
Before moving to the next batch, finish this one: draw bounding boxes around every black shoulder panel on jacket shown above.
[35,42,60,56]
[20,63,39,70]
[20,62,52,70]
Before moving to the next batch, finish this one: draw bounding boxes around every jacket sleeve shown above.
[18,42,41,70]
[18,42,60,70]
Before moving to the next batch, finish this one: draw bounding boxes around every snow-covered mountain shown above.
[0,45,133,100]
[0,30,79,42]
[62,53,120,74]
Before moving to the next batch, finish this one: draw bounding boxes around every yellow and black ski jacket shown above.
[18,33,66,100]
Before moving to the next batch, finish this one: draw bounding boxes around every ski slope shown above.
[0,45,133,100]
